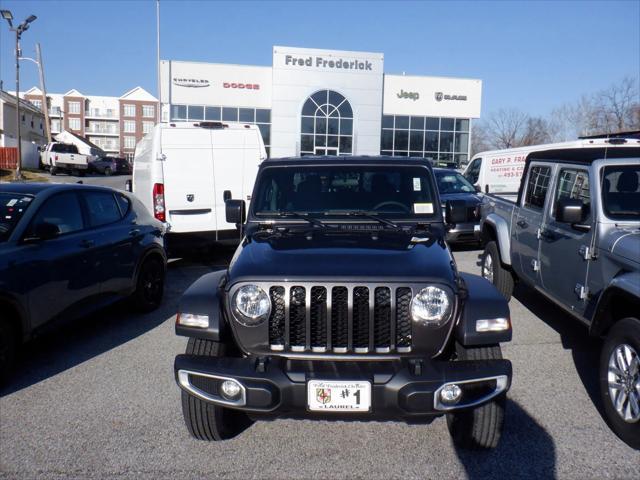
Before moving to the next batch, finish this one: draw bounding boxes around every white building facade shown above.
[160,46,482,165]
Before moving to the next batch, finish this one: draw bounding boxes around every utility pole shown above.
[36,44,52,143]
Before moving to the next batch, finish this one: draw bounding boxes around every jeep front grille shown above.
[266,284,414,354]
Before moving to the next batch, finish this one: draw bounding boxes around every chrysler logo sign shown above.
[435,91,467,101]
[173,77,210,88]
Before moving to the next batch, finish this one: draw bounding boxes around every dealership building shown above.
[160,46,482,165]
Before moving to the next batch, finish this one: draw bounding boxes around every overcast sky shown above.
[0,0,638,117]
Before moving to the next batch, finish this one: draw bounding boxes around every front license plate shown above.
[307,380,371,412]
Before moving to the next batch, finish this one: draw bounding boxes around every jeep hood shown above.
[603,229,640,266]
[227,231,457,284]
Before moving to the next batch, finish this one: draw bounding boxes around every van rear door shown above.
[212,128,262,237]
[161,127,217,233]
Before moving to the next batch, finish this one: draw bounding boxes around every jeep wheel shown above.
[481,241,514,301]
[130,256,165,313]
[447,343,506,449]
[599,317,640,450]
[181,338,253,441]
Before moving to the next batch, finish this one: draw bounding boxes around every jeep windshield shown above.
[0,193,33,242]
[601,164,640,220]
[253,164,437,219]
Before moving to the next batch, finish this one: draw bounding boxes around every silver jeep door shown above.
[539,166,593,315]
[514,163,554,287]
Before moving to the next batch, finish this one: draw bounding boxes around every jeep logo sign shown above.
[435,91,467,101]
[397,89,419,101]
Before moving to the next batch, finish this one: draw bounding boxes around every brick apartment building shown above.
[22,86,158,160]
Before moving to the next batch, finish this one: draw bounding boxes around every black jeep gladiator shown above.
[173,156,513,449]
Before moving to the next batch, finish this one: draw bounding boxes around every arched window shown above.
[300,90,353,156]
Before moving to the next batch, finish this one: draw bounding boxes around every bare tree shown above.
[520,117,552,146]
[484,108,530,149]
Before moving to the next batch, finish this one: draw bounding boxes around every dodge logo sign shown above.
[223,82,260,90]
[187,194,194,202]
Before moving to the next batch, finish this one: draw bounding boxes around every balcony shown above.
[85,109,118,120]
[86,126,119,136]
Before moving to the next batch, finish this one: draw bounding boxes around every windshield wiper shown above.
[272,211,328,228]
[325,210,401,229]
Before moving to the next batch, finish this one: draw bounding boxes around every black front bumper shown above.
[174,355,512,420]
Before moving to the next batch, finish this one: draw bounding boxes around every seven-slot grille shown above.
[267,285,413,353]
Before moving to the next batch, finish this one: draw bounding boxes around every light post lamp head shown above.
[0,9,13,28]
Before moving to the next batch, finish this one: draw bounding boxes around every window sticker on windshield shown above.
[414,203,433,214]
[21,197,32,202]
[6,199,17,207]
[413,178,421,191]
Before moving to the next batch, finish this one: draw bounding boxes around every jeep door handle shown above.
[516,220,527,228]
[129,229,141,237]
[79,239,95,248]
[539,229,555,240]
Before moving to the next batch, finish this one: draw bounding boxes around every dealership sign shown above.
[223,82,260,90]
[285,55,373,71]
[397,89,419,101]
[173,77,210,88]
[435,92,467,102]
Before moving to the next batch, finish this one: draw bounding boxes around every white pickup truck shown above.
[40,142,92,176]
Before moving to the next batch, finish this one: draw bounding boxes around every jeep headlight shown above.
[410,286,452,325]
[233,285,271,326]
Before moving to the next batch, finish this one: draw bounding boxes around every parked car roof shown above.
[0,182,118,195]
[262,155,434,167]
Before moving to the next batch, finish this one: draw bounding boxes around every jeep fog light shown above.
[476,318,510,332]
[176,313,209,328]
[410,286,452,325]
[440,384,462,404]
[233,285,271,326]
[220,379,242,400]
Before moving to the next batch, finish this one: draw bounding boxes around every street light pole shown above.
[20,43,52,143]
[1,10,38,181]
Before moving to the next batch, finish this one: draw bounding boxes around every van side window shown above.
[465,158,481,184]
[553,169,590,220]
[524,165,552,210]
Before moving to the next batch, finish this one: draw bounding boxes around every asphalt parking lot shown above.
[1,246,639,479]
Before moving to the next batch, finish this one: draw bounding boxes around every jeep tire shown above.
[599,317,640,450]
[481,241,514,301]
[447,343,506,449]
[181,338,253,441]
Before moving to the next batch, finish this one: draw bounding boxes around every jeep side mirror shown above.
[445,200,467,224]
[556,198,587,225]
[223,190,232,202]
[225,199,246,225]
[474,184,482,193]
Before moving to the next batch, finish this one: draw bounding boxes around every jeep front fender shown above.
[482,213,512,266]
[175,270,228,341]
[455,272,512,346]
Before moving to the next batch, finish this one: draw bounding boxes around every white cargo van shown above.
[463,138,639,195]
[132,121,266,247]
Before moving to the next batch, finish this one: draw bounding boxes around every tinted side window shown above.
[553,168,590,219]
[524,165,552,210]
[116,193,131,216]
[29,192,84,235]
[84,192,121,227]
